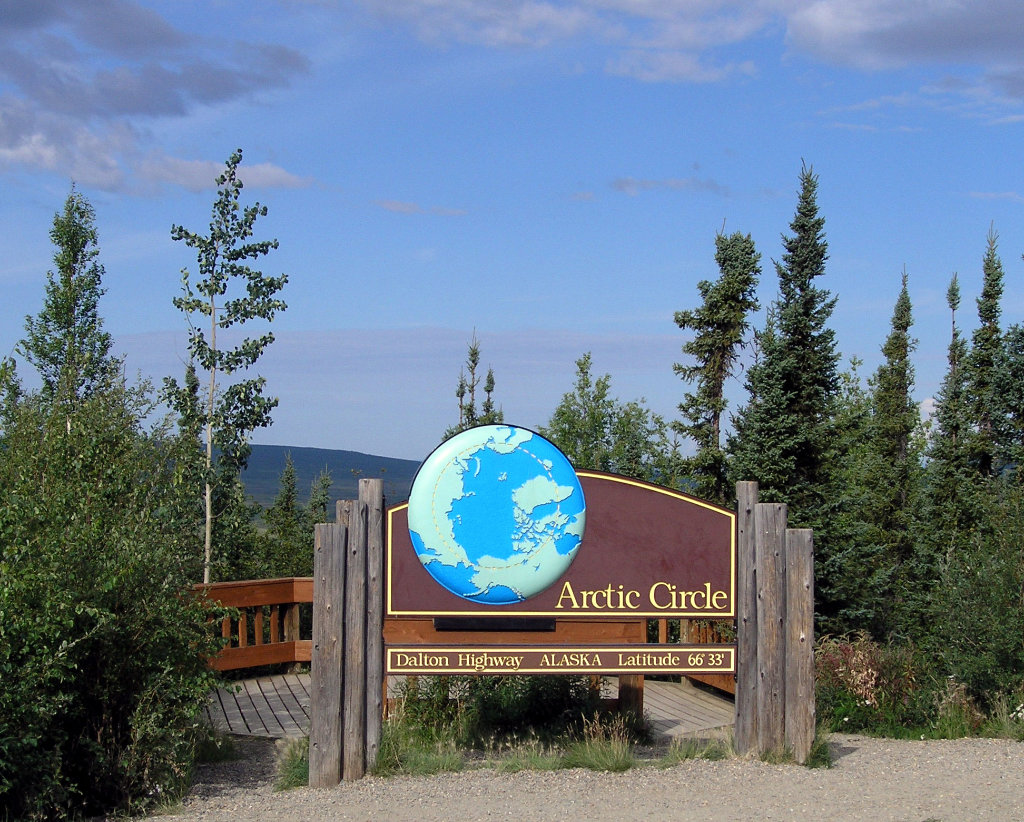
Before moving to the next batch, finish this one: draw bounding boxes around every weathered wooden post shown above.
[785,528,815,763]
[310,519,347,787]
[755,501,787,754]
[735,482,816,761]
[734,481,759,754]
[363,479,385,772]
[343,492,368,781]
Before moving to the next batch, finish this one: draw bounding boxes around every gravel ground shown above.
[149,734,1024,822]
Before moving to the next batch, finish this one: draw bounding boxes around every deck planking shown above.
[205,674,733,741]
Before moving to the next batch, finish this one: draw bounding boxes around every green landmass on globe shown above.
[407,424,586,605]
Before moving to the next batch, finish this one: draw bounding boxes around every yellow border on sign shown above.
[386,471,737,619]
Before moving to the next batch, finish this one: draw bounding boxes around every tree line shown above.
[466,163,1023,710]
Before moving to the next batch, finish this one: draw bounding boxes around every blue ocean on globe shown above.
[407,425,586,605]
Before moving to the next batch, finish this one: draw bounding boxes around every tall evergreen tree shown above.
[992,323,1024,473]
[924,275,978,576]
[867,272,923,633]
[443,332,503,440]
[729,163,839,524]
[20,187,120,406]
[674,230,760,504]
[831,272,923,636]
[965,227,1005,477]
[727,315,799,497]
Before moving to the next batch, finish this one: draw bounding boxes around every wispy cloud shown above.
[970,190,1024,204]
[375,199,467,216]
[612,176,730,197]
[607,50,755,83]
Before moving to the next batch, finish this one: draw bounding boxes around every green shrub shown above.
[400,674,601,746]
[0,384,221,819]
[815,633,936,733]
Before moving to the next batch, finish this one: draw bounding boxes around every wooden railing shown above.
[194,577,734,693]
[195,578,313,671]
[651,617,736,694]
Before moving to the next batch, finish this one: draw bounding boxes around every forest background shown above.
[1,154,1022,819]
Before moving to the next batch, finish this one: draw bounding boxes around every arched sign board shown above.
[384,424,736,677]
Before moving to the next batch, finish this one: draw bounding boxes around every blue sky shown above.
[2,1,1023,461]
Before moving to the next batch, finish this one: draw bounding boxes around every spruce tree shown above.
[674,230,761,504]
[965,228,1005,477]
[924,275,978,578]
[836,272,923,636]
[443,332,503,440]
[727,315,799,498]
[20,187,120,406]
[992,323,1024,472]
[729,164,839,523]
[868,272,923,633]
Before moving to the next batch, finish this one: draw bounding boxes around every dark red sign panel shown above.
[387,471,735,619]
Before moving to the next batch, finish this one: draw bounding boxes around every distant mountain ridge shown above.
[241,444,421,509]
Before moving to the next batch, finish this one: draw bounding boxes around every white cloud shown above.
[137,154,312,193]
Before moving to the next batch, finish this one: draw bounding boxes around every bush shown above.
[815,633,935,733]
[0,383,220,819]
[398,674,602,746]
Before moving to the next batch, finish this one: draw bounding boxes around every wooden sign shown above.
[387,470,735,619]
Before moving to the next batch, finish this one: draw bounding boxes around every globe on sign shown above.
[407,424,587,605]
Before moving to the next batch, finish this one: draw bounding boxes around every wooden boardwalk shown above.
[205,674,733,741]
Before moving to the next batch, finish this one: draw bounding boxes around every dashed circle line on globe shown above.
[426,439,563,572]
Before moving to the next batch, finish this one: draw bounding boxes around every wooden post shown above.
[617,675,644,715]
[342,494,368,781]
[785,528,815,763]
[282,602,300,644]
[362,479,385,773]
[755,502,787,755]
[309,521,346,787]
[734,481,758,754]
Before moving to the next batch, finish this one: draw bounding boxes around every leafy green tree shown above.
[443,332,503,439]
[0,378,219,819]
[542,352,672,482]
[19,187,120,405]
[674,230,761,503]
[162,149,288,582]
[936,473,1024,703]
